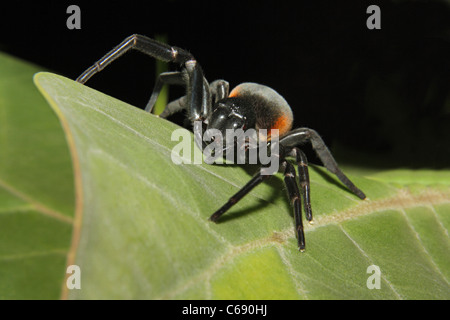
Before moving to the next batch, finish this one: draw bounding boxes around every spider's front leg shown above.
[145,71,184,113]
[76,34,193,84]
[210,157,308,251]
[209,170,272,223]
[76,34,212,124]
[145,77,229,118]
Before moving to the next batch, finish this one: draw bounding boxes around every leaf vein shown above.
[276,246,309,299]
[0,178,73,224]
[338,225,403,299]
[0,249,67,261]
[399,208,449,285]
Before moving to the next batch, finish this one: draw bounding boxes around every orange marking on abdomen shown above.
[259,114,293,142]
[228,87,240,97]
[272,114,292,137]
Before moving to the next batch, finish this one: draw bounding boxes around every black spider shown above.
[76,34,366,251]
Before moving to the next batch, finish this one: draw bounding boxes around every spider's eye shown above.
[210,99,247,135]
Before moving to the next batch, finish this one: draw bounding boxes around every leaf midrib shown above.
[157,187,450,299]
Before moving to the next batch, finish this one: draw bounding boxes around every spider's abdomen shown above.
[229,83,293,139]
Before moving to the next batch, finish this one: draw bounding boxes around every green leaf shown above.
[2,49,449,300]
[0,53,74,299]
[32,71,450,300]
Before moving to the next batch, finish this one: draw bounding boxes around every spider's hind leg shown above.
[280,128,366,200]
[289,148,313,222]
[283,160,305,251]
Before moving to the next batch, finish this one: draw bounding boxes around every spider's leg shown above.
[146,68,211,122]
[289,148,312,222]
[209,170,272,222]
[158,96,187,119]
[76,34,212,127]
[210,80,230,102]
[280,128,366,200]
[145,71,184,113]
[76,34,193,84]
[283,161,305,251]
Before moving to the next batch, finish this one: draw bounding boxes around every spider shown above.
[76,34,366,251]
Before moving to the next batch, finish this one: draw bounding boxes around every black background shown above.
[1,0,449,169]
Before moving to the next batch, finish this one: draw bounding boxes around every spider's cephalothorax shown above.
[76,34,366,251]
[204,83,293,162]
